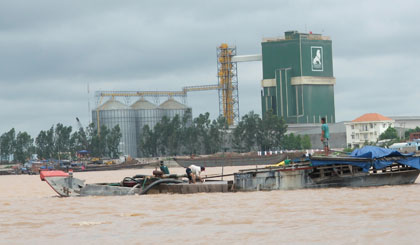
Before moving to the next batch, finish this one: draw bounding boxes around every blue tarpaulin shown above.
[350,146,414,158]
[397,157,420,169]
[311,146,420,172]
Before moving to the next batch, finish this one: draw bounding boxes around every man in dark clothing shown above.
[160,161,170,174]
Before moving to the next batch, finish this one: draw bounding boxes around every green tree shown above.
[241,111,261,151]
[379,127,398,140]
[283,133,302,150]
[154,116,171,155]
[194,113,212,154]
[258,110,287,151]
[207,118,223,154]
[35,127,54,160]
[107,125,122,158]
[88,124,110,157]
[14,132,34,163]
[167,115,181,155]
[232,120,245,152]
[0,128,16,162]
[70,124,88,154]
[54,123,72,159]
[139,125,158,157]
[179,109,198,155]
[295,135,302,150]
[301,135,312,149]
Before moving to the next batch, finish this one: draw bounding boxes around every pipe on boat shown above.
[139,179,184,195]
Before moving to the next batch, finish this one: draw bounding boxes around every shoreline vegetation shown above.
[0,110,312,167]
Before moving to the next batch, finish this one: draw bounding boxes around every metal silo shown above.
[158,98,189,120]
[131,98,160,157]
[92,98,137,158]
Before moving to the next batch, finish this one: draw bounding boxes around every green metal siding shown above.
[262,41,301,79]
[299,85,335,124]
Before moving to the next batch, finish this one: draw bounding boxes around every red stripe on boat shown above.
[40,170,69,181]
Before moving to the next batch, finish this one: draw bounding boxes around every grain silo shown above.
[158,98,190,120]
[131,98,160,156]
[92,98,137,158]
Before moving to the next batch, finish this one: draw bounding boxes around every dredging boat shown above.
[41,147,420,197]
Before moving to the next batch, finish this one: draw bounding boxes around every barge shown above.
[41,147,420,197]
[235,146,420,190]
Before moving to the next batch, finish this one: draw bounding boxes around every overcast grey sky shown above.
[1,0,419,137]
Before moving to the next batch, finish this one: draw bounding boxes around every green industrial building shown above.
[261,31,336,124]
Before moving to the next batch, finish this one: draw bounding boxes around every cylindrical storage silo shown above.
[131,98,160,157]
[92,98,137,158]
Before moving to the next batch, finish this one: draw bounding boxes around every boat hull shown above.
[311,170,420,188]
[44,176,229,197]
[234,167,420,191]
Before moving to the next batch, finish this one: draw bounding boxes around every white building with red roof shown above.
[345,113,395,148]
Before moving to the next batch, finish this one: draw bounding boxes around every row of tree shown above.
[0,123,122,164]
[139,110,228,156]
[140,110,312,157]
[1,110,315,162]
[232,111,311,152]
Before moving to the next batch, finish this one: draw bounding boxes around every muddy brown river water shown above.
[1,166,420,244]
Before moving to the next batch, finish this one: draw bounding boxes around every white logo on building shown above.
[311,46,323,71]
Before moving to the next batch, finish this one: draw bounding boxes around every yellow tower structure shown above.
[217,43,239,126]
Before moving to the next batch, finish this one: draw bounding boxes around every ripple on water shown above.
[71,221,112,227]
[117,212,147,217]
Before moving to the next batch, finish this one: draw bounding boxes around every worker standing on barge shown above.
[321,117,330,156]
[186,165,205,184]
